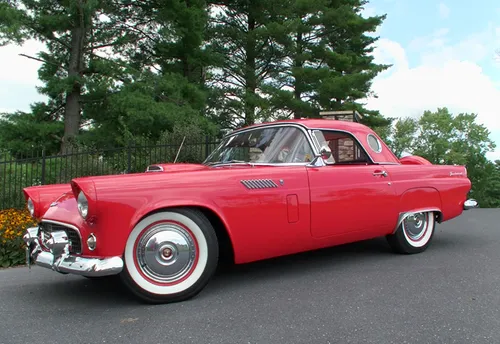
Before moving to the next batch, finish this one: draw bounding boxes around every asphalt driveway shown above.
[1,209,499,344]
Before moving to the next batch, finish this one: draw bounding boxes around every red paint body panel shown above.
[23,184,72,219]
[286,194,299,223]
[383,164,471,222]
[399,156,432,165]
[307,165,399,238]
[23,119,474,266]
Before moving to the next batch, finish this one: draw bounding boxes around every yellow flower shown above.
[0,208,37,242]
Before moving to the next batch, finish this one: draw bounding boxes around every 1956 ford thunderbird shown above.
[22,119,478,303]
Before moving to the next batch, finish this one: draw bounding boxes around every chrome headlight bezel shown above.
[77,191,89,219]
[27,198,35,217]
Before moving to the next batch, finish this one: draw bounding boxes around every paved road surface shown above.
[1,209,499,344]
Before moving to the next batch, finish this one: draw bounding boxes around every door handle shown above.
[373,170,388,177]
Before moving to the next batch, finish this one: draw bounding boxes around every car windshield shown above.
[204,126,316,165]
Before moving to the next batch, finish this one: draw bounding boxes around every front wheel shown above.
[386,211,436,254]
[121,208,219,304]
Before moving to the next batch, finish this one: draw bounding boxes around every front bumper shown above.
[23,226,123,277]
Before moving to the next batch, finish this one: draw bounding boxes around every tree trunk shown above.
[244,11,256,126]
[61,2,86,154]
[293,29,303,119]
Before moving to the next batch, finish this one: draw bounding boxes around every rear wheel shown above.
[121,208,219,304]
[386,211,435,254]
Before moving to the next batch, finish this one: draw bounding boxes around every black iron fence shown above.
[0,137,221,210]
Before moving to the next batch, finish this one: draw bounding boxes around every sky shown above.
[361,0,500,160]
[1,0,500,159]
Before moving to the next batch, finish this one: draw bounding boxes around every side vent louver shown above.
[241,179,278,189]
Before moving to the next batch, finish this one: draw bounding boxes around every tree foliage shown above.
[1,0,389,148]
[387,108,498,208]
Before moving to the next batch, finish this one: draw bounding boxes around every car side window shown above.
[314,130,371,165]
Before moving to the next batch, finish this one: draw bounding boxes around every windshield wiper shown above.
[207,160,252,166]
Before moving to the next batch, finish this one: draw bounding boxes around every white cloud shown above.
[408,26,500,67]
[361,6,377,19]
[438,3,450,19]
[0,39,47,113]
[486,150,500,161]
[365,32,500,160]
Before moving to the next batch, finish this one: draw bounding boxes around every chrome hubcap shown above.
[136,223,197,283]
[403,212,428,241]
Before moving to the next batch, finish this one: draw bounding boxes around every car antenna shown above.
[174,136,186,163]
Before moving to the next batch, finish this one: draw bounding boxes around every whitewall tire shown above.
[121,208,219,303]
[386,211,436,254]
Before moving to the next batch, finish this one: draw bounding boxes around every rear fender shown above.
[393,187,443,234]
[399,155,432,165]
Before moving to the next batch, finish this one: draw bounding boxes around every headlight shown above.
[77,191,89,219]
[27,198,35,217]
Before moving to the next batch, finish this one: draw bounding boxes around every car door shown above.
[307,130,399,238]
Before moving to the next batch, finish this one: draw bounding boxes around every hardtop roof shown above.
[231,118,374,135]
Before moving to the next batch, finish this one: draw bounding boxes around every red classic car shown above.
[22,119,477,303]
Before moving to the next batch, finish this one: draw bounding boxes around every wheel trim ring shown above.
[132,220,200,287]
[403,213,428,241]
[403,212,429,242]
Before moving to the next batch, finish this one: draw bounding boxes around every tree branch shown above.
[18,53,59,66]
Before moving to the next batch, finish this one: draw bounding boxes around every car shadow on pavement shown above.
[13,231,471,306]
[206,236,395,292]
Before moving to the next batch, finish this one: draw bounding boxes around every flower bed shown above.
[0,208,37,267]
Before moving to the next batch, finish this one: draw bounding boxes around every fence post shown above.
[127,140,132,173]
[41,149,46,185]
[205,136,209,159]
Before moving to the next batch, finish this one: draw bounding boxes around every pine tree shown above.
[313,0,390,127]
[266,0,390,127]
[207,0,286,128]
[0,0,144,153]
[80,0,216,147]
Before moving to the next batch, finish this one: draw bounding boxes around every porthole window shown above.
[367,134,382,153]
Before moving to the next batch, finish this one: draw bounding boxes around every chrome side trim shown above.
[392,208,441,234]
[23,226,123,277]
[464,199,478,210]
[241,179,279,189]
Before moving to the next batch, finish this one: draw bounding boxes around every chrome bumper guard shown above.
[464,199,478,210]
[23,226,123,277]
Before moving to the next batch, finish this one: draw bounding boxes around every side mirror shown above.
[307,145,333,168]
[319,145,332,160]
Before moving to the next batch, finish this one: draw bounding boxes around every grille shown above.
[39,222,82,254]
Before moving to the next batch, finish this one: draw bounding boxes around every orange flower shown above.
[0,208,37,241]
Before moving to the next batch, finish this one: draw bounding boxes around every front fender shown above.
[128,198,235,250]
